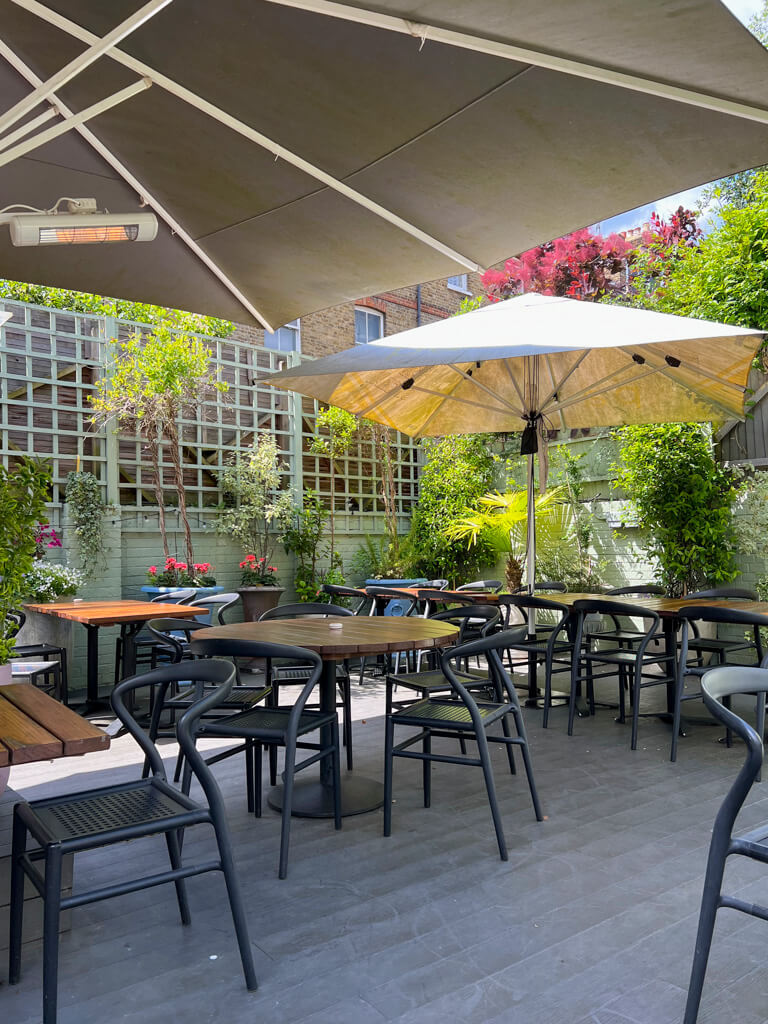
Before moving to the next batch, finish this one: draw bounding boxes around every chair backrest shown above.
[146,617,210,662]
[439,627,528,718]
[605,584,665,597]
[320,584,369,613]
[111,659,235,782]
[186,592,240,625]
[511,581,567,594]
[189,637,323,735]
[364,587,418,617]
[149,587,198,604]
[700,665,768,833]
[497,593,570,630]
[259,602,353,620]
[686,586,758,601]
[456,580,503,592]
[677,604,768,628]
[424,579,449,590]
[430,603,501,642]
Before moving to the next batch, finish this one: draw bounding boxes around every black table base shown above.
[267,775,384,818]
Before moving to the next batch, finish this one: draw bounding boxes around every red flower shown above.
[246,554,256,562]
[176,562,187,571]
[268,566,277,572]
[149,566,157,574]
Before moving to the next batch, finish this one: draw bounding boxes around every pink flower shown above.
[176,562,187,571]
[268,566,277,572]
[246,554,256,562]
[149,566,157,574]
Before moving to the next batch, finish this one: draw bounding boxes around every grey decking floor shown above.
[3,671,768,1024]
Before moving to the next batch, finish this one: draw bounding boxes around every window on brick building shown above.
[354,307,383,344]
[264,318,300,352]
[447,274,470,294]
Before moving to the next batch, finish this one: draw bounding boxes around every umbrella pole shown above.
[525,451,538,704]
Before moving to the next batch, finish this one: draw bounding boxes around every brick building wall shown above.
[232,271,485,357]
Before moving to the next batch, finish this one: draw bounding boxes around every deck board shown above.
[5,669,768,1024]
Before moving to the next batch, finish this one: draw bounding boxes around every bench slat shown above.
[0,685,108,757]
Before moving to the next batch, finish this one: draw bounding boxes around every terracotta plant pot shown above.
[238,586,285,622]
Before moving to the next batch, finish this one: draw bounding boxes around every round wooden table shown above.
[194,615,458,817]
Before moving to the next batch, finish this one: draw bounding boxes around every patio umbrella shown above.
[3,2,768,328]
[261,293,765,588]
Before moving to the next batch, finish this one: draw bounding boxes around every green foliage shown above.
[733,469,768,558]
[309,406,358,560]
[283,490,345,601]
[65,471,113,579]
[612,423,739,596]
[90,322,228,563]
[545,446,606,589]
[454,295,485,316]
[216,436,293,565]
[0,280,234,337]
[408,435,498,584]
[349,533,418,582]
[0,458,51,663]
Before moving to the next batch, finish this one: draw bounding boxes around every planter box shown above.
[238,587,285,622]
[16,607,74,689]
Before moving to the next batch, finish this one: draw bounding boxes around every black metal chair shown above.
[684,587,760,666]
[456,579,503,593]
[321,583,370,613]
[259,603,355,770]
[511,581,567,594]
[8,660,258,1024]
[189,637,342,879]
[588,585,666,649]
[8,609,69,704]
[567,598,676,746]
[673,605,767,762]
[113,588,198,683]
[494,595,574,724]
[684,664,768,1024]
[383,630,543,860]
[385,605,502,718]
[144,617,270,782]
[187,591,240,624]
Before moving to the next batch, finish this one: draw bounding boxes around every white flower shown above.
[24,562,85,602]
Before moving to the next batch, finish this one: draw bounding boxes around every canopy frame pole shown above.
[0,105,57,154]
[0,37,272,331]
[262,0,768,126]
[12,0,483,273]
[0,0,171,137]
[0,78,152,171]
[617,348,746,421]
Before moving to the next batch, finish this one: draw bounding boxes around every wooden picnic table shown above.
[0,683,109,767]
[24,600,207,716]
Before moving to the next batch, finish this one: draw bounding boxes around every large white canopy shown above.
[264,294,765,435]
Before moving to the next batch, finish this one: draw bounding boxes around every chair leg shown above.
[513,709,544,822]
[42,844,63,1024]
[630,665,643,751]
[174,749,185,784]
[422,729,432,808]
[683,834,730,1024]
[341,678,353,771]
[500,712,517,775]
[477,730,508,861]
[330,719,342,831]
[671,663,686,763]
[208,809,258,991]
[165,830,191,925]
[254,742,263,817]
[278,741,296,880]
[8,811,27,986]
[383,715,394,837]
[59,650,68,706]
[567,656,581,736]
[245,739,254,814]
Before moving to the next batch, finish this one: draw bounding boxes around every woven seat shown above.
[31,778,202,842]
[391,696,510,729]
[8,661,257,1024]
[202,704,337,738]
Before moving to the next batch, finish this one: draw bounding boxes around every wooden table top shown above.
[24,599,207,627]
[195,615,458,658]
[0,684,109,766]
[401,588,502,603]
[550,593,768,617]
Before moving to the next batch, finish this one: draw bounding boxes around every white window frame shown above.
[264,317,301,353]
[354,306,384,345]
[447,273,471,294]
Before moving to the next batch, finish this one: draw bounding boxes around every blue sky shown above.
[592,0,764,236]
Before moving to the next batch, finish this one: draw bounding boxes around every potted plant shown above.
[142,557,222,599]
[216,436,293,617]
[238,555,284,621]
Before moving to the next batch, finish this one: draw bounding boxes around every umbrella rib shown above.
[264,0,768,126]
[0,38,274,331]
[14,0,483,273]
[542,360,646,414]
[412,384,513,416]
[447,364,523,416]
[538,350,591,413]
[503,360,528,410]
[618,348,745,420]
[620,346,747,394]
[543,354,566,429]
[553,366,659,414]
[414,371,480,437]
[358,365,433,416]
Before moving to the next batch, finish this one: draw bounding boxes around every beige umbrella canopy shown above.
[264,293,765,591]
[3,2,768,327]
